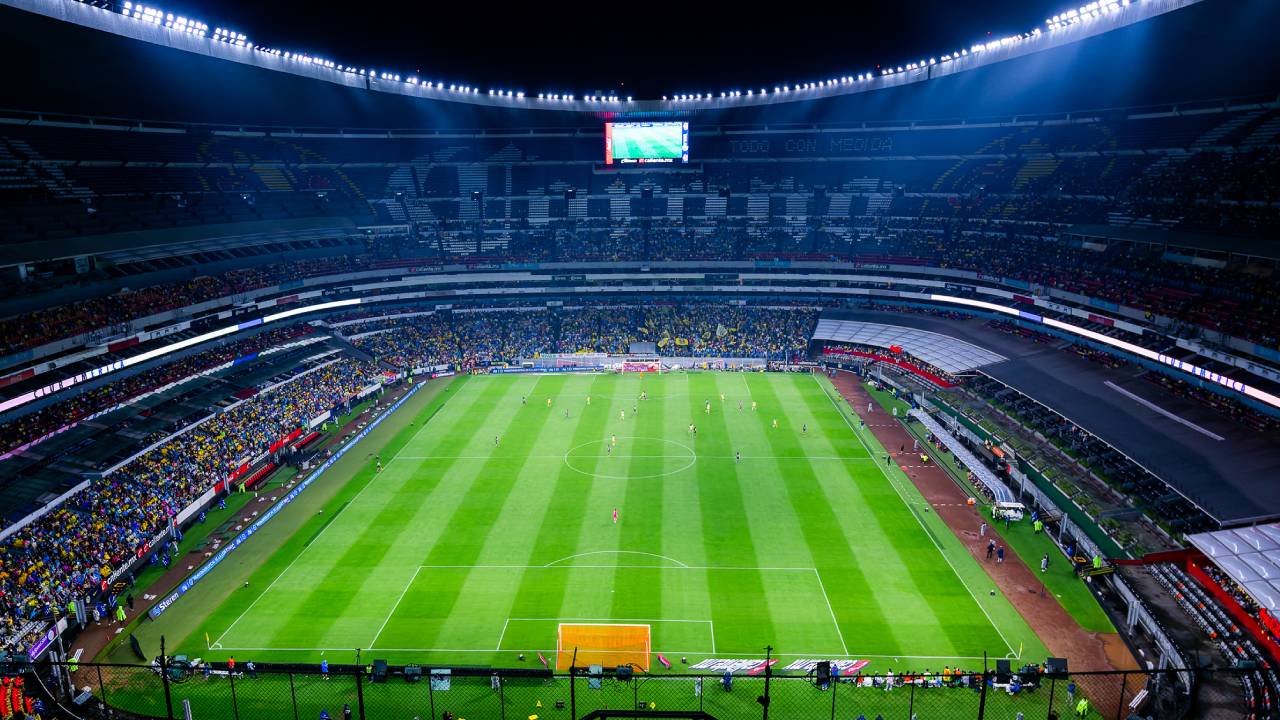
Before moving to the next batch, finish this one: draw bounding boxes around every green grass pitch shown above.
[613,124,682,159]
[166,371,1046,673]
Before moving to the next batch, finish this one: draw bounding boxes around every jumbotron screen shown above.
[604,121,689,165]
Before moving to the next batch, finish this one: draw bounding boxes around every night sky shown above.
[146,0,1053,98]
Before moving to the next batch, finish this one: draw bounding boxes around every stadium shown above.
[0,0,1276,718]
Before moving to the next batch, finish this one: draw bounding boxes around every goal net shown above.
[556,623,651,671]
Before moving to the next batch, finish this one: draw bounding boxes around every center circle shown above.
[563,436,697,480]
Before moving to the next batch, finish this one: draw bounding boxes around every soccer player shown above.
[802,423,807,435]
[522,396,526,405]
[564,409,570,420]
[752,400,758,411]
[719,393,725,403]
[632,403,637,415]
[494,435,500,446]
[705,400,711,415]
[620,409,625,421]
[688,423,695,436]
[587,395,592,405]
[772,418,778,429]
[735,450,740,463]
[547,397,553,409]
[613,508,619,524]
[738,401,743,411]
[611,434,617,447]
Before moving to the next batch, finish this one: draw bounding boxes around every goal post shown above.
[556,623,651,671]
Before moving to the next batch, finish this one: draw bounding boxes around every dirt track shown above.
[830,371,1140,715]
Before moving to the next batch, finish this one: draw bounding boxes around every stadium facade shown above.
[0,1,1278,718]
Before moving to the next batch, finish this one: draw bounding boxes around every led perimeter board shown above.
[604,121,689,165]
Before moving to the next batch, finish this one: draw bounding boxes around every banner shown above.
[782,659,871,673]
[690,658,777,675]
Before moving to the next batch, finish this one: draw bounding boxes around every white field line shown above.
[543,550,690,568]
[392,455,873,461]
[812,568,849,656]
[212,646,989,661]
[417,564,815,571]
[508,618,712,623]
[814,374,1019,659]
[495,618,510,651]
[1104,380,1224,441]
[213,384,460,647]
[369,566,423,650]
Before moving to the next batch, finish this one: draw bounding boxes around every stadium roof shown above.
[4,0,1270,125]
[8,0,1206,110]
[1188,524,1280,611]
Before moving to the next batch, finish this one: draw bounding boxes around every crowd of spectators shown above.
[345,303,814,368]
[347,305,818,369]
[0,256,365,354]
[0,356,381,647]
[0,325,315,457]
[6,208,1278,365]
[349,314,459,370]
[557,305,815,359]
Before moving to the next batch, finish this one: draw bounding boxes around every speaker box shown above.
[371,659,388,683]
[1046,657,1068,676]
[816,661,831,684]
[995,659,1011,682]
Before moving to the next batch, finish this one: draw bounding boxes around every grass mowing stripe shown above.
[812,373,1025,659]
[172,373,1048,673]
[689,373,779,654]
[212,380,468,649]
[608,375,668,639]
[175,377,457,656]
[791,376,995,657]
[407,377,558,650]
[428,376,615,652]
[302,501,348,548]
[250,377,512,650]
[500,376,616,660]
[744,374,903,656]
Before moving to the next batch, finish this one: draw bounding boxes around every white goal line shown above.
[208,646,993,661]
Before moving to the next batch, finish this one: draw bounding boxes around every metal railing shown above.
[31,655,1212,720]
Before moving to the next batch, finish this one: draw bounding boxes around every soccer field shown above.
[180,372,1045,671]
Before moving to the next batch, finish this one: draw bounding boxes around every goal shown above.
[556,623,651,671]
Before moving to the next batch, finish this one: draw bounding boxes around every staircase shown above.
[1191,110,1263,148]
[1241,113,1280,147]
[0,139,41,192]
[251,166,294,191]
[6,138,94,199]
[665,195,684,220]
[864,193,892,215]
[1012,155,1060,191]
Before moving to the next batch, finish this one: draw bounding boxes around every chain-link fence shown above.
[35,658,1210,720]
